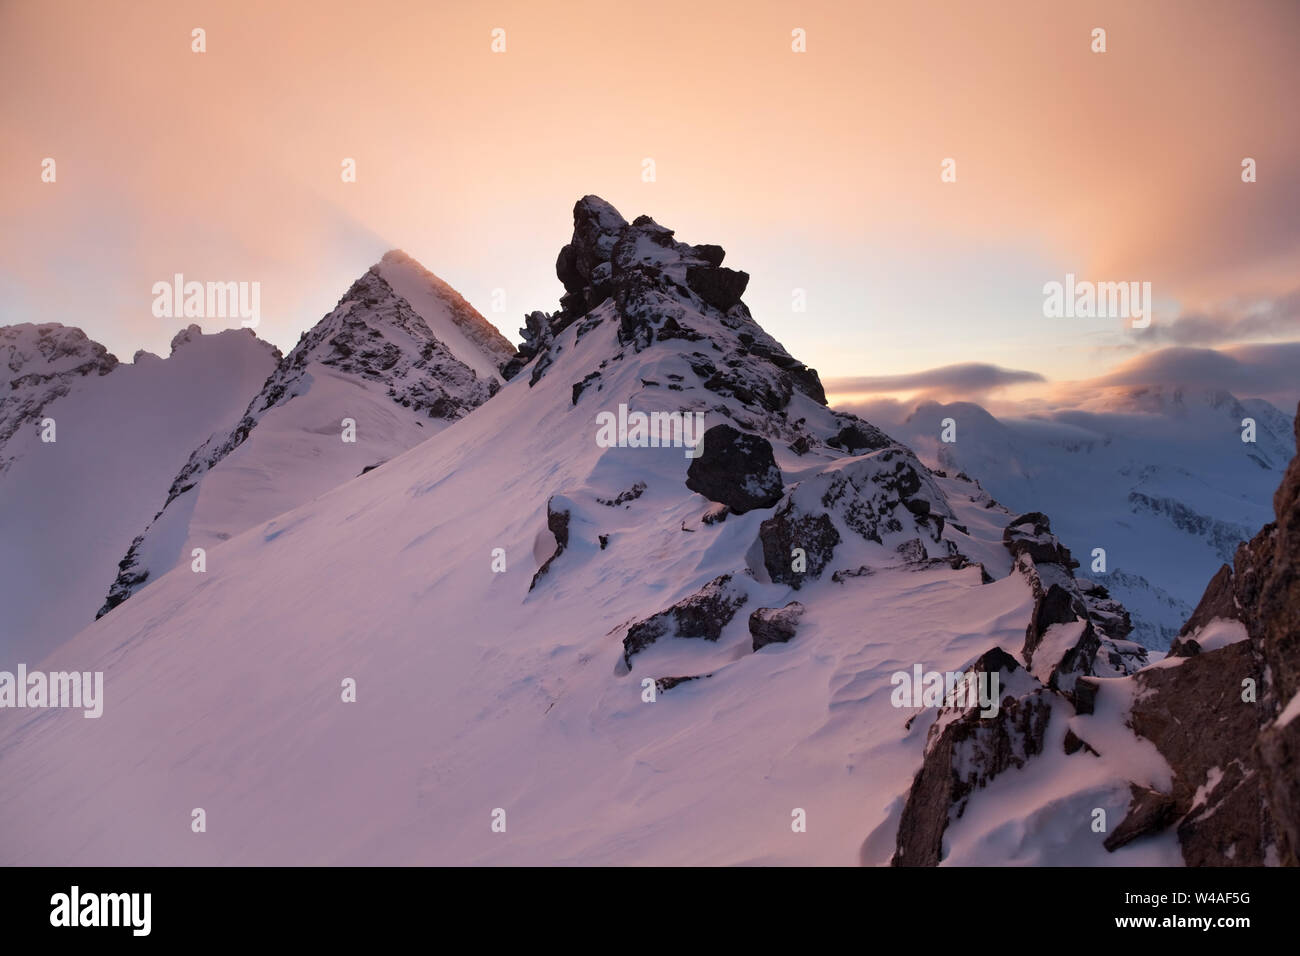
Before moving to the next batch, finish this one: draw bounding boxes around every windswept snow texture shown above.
[0,325,279,667]
[0,200,1161,866]
[877,391,1293,648]
[96,260,501,618]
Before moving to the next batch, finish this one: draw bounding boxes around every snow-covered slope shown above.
[873,391,1293,648]
[96,260,502,617]
[0,198,1156,866]
[0,324,279,667]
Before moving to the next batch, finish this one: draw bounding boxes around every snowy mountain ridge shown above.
[0,197,1174,866]
[97,258,505,618]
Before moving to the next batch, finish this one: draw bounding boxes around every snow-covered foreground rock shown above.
[875,393,1293,649]
[0,325,279,667]
[0,197,1279,866]
[97,255,510,617]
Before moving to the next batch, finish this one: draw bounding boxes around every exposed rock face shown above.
[890,402,1300,867]
[759,503,841,588]
[827,421,891,454]
[685,424,783,514]
[1127,638,1271,865]
[622,574,749,668]
[1122,401,1300,865]
[1168,564,1238,657]
[502,311,555,381]
[757,448,952,590]
[685,264,749,311]
[654,674,709,694]
[0,324,119,472]
[1004,511,1074,566]
[890,512,1150,866]
[1103,786,1180,852]
[502,196,828,417]
[749,602,805,651]
[528,499,571,592]
[892,649,1054,866]
[557,196,627,319]
[1004,511,1147,693]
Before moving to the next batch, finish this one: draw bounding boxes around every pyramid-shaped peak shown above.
[371,249,515,380]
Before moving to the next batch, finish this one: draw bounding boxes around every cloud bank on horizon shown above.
[830,340,1300,421]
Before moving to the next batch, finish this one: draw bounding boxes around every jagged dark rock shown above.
[502,196,829,418]
[685,265,749,311]
[1116,401,1300,865]
[685,424,783,514]
[1062,728,1098,756]
[596,482,646,508]
[654,674,710,693]
[1104,786,1180,852]
[1004,512,1076,567]
[1005,510,1146,693]
[749,602,805,651]
[529,500,571,592]
[622,574,749,668]
[1125,639,1269,863]
[892,648,1052,866]
[759,503,840,589]
[827,421,891,454]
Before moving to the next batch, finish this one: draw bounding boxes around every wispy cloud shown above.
[1077,342,1300,410]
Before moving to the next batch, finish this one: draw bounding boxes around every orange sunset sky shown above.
[3,0,1298,409]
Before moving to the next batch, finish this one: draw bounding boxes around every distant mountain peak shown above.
[372,248,515,380]
[95,259,501,619]
[0,323,119,469]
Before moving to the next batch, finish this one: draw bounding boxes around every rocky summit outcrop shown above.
[510,197,1000,627]
[503,195,827,412]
